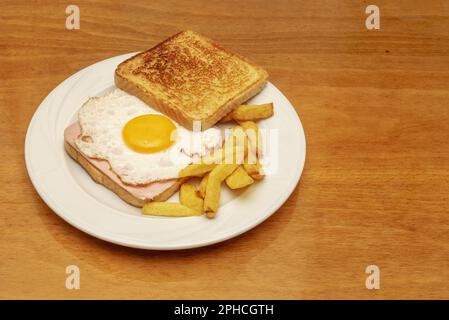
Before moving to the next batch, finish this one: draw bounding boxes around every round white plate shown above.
[25,53,306,250]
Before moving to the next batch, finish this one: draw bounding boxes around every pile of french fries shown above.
[142,102,273,218]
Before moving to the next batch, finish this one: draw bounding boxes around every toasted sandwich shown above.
[64,121,185,207]
[115,30,268,130]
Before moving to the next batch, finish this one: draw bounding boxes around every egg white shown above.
[75,89,222,185]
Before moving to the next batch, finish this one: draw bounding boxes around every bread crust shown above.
[64,140,183,208]
[115,30,268,130]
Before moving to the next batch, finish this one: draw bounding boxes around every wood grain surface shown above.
[1,0,449,299]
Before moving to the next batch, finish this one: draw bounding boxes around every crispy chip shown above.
[203,164,238,217]
[219,103,274,122]
[142,202,203,217]
[225,166,254,189]
[239,120,262,157]
[197,173,209,199]
[179,163,216,178]
[243,160,264,180]
[180,183,204,213]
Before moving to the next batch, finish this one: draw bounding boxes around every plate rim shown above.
[24,53,307,250]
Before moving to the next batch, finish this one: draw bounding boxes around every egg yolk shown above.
[122,114,176,153]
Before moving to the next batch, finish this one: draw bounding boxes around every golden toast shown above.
[115,30,268,130]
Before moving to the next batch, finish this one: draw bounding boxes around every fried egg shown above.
[75,89,222,185]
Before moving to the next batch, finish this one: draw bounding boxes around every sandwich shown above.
[64,89,222,207]
[65,30,270,213]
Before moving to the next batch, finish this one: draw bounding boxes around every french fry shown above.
[239,120,261,157]
[203,178,221,218]
[203,164,238,218]
[219,144,247,165]
[222,126,248,164]
[238,121,264,181]
[219,103,274,122]
[142,202,203,217]
[179,163,216,178]
[225,166,254,189]
[210,163,239,181]
[180,183,204,213]
[243,161,264,180]
[197,173,209,199]
[233,103,273,121]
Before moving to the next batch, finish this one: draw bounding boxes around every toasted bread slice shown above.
[115,30,268,130]
[64,122,184,208]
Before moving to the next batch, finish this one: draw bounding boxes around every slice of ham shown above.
[64,122,179,200]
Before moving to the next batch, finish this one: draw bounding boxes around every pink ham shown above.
[64,122,179,200]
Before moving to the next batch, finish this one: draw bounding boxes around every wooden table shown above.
[1,0,449,299]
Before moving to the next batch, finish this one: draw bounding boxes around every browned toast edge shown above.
[64,140,184,208]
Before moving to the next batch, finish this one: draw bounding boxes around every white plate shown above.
[25,53,306,250]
